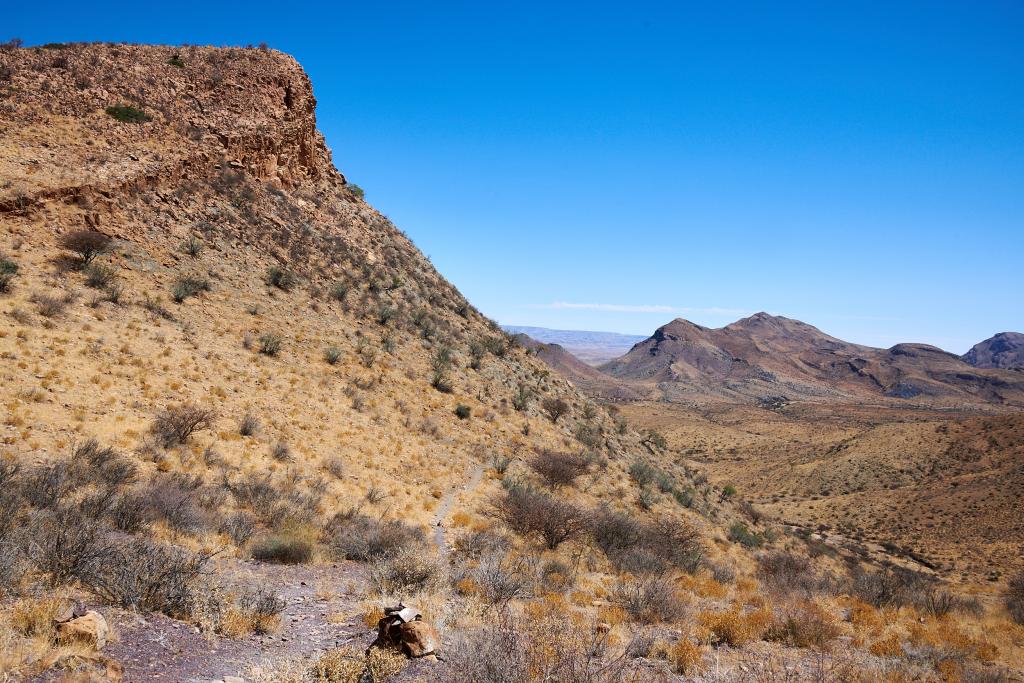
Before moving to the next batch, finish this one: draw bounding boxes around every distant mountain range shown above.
[502,326,646,365]
[518,315,1024,407]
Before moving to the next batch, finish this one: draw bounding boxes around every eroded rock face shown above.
[0,43,339,214]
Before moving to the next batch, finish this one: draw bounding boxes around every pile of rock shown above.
[369,603,440,661]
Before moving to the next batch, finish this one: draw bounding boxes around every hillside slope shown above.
[1,43,1021,683]
[601,313,1024,406]
[513,334,644,401]
[504,325,647,365]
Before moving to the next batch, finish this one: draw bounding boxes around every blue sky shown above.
[9,2,1023,352]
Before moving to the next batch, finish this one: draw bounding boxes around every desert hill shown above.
[600,313,1024,407]
[963,331,1024,370]
[512,334,644,401]
[1,42,1022,683]
[0,42,708,680]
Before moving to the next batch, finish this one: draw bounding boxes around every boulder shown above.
[52,599,88,625]
[370,603,440,659]
[397,620,440,657]
[56,610,109,649]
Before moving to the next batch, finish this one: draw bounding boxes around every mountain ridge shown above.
[963,332,1024,370]
[590,313,1024,406]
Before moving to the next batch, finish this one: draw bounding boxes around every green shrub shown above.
[346,183,365,200]
[356,337,376,368]
[629,461,657,488]
[266,266,296,291]
[330,281,348,302]
[167,55,185,68]
[673,487,695,508]
[105,104,151,123]
[171,275,210,303]
[511,383,533,412]
[180,236,202,258]
[0,256,17,292]
[251,533,313,564]
[455,404,471,420]
[431,347,454,393]
[324,346,342,365]
[84,263,117,289]
[728,522,764,548]
[259,333,283,356]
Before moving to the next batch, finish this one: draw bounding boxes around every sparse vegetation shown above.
[324,346,342,364]
[259,332,283,356]
[180,235,203,257]
[105,103,151,123]
[60,229,111,267]
[83,263,117,288]
[151,403,216,447]
[1007,572,1024,624]
[541,397,570,423]
[0,255,18,292]
[266,265,296,291]
[2,42,1020,683]
[172,275,210,302]
[529,449,587,488]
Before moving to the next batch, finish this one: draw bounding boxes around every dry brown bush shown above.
[529,449,588,488]
[613,575,687,624]
[78,538,214,616]
[60,229,111,267]
[150,403,216,447]
[763,601,840,650]
[541,397,570,423]
[324,508,426,561]
[590,509,703,575]
[756,550,820,595]
[494,484,586,550]
[1006,572,1024,625]
[439,602,636,683]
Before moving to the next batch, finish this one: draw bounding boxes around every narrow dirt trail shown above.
[431,464,485,555]
[80,561,372,683]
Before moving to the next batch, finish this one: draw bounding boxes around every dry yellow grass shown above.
[667,636,705,674]
[697,605,773,647]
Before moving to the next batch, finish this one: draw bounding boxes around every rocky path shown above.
[431,464,485,556]
[73,560,373,683]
